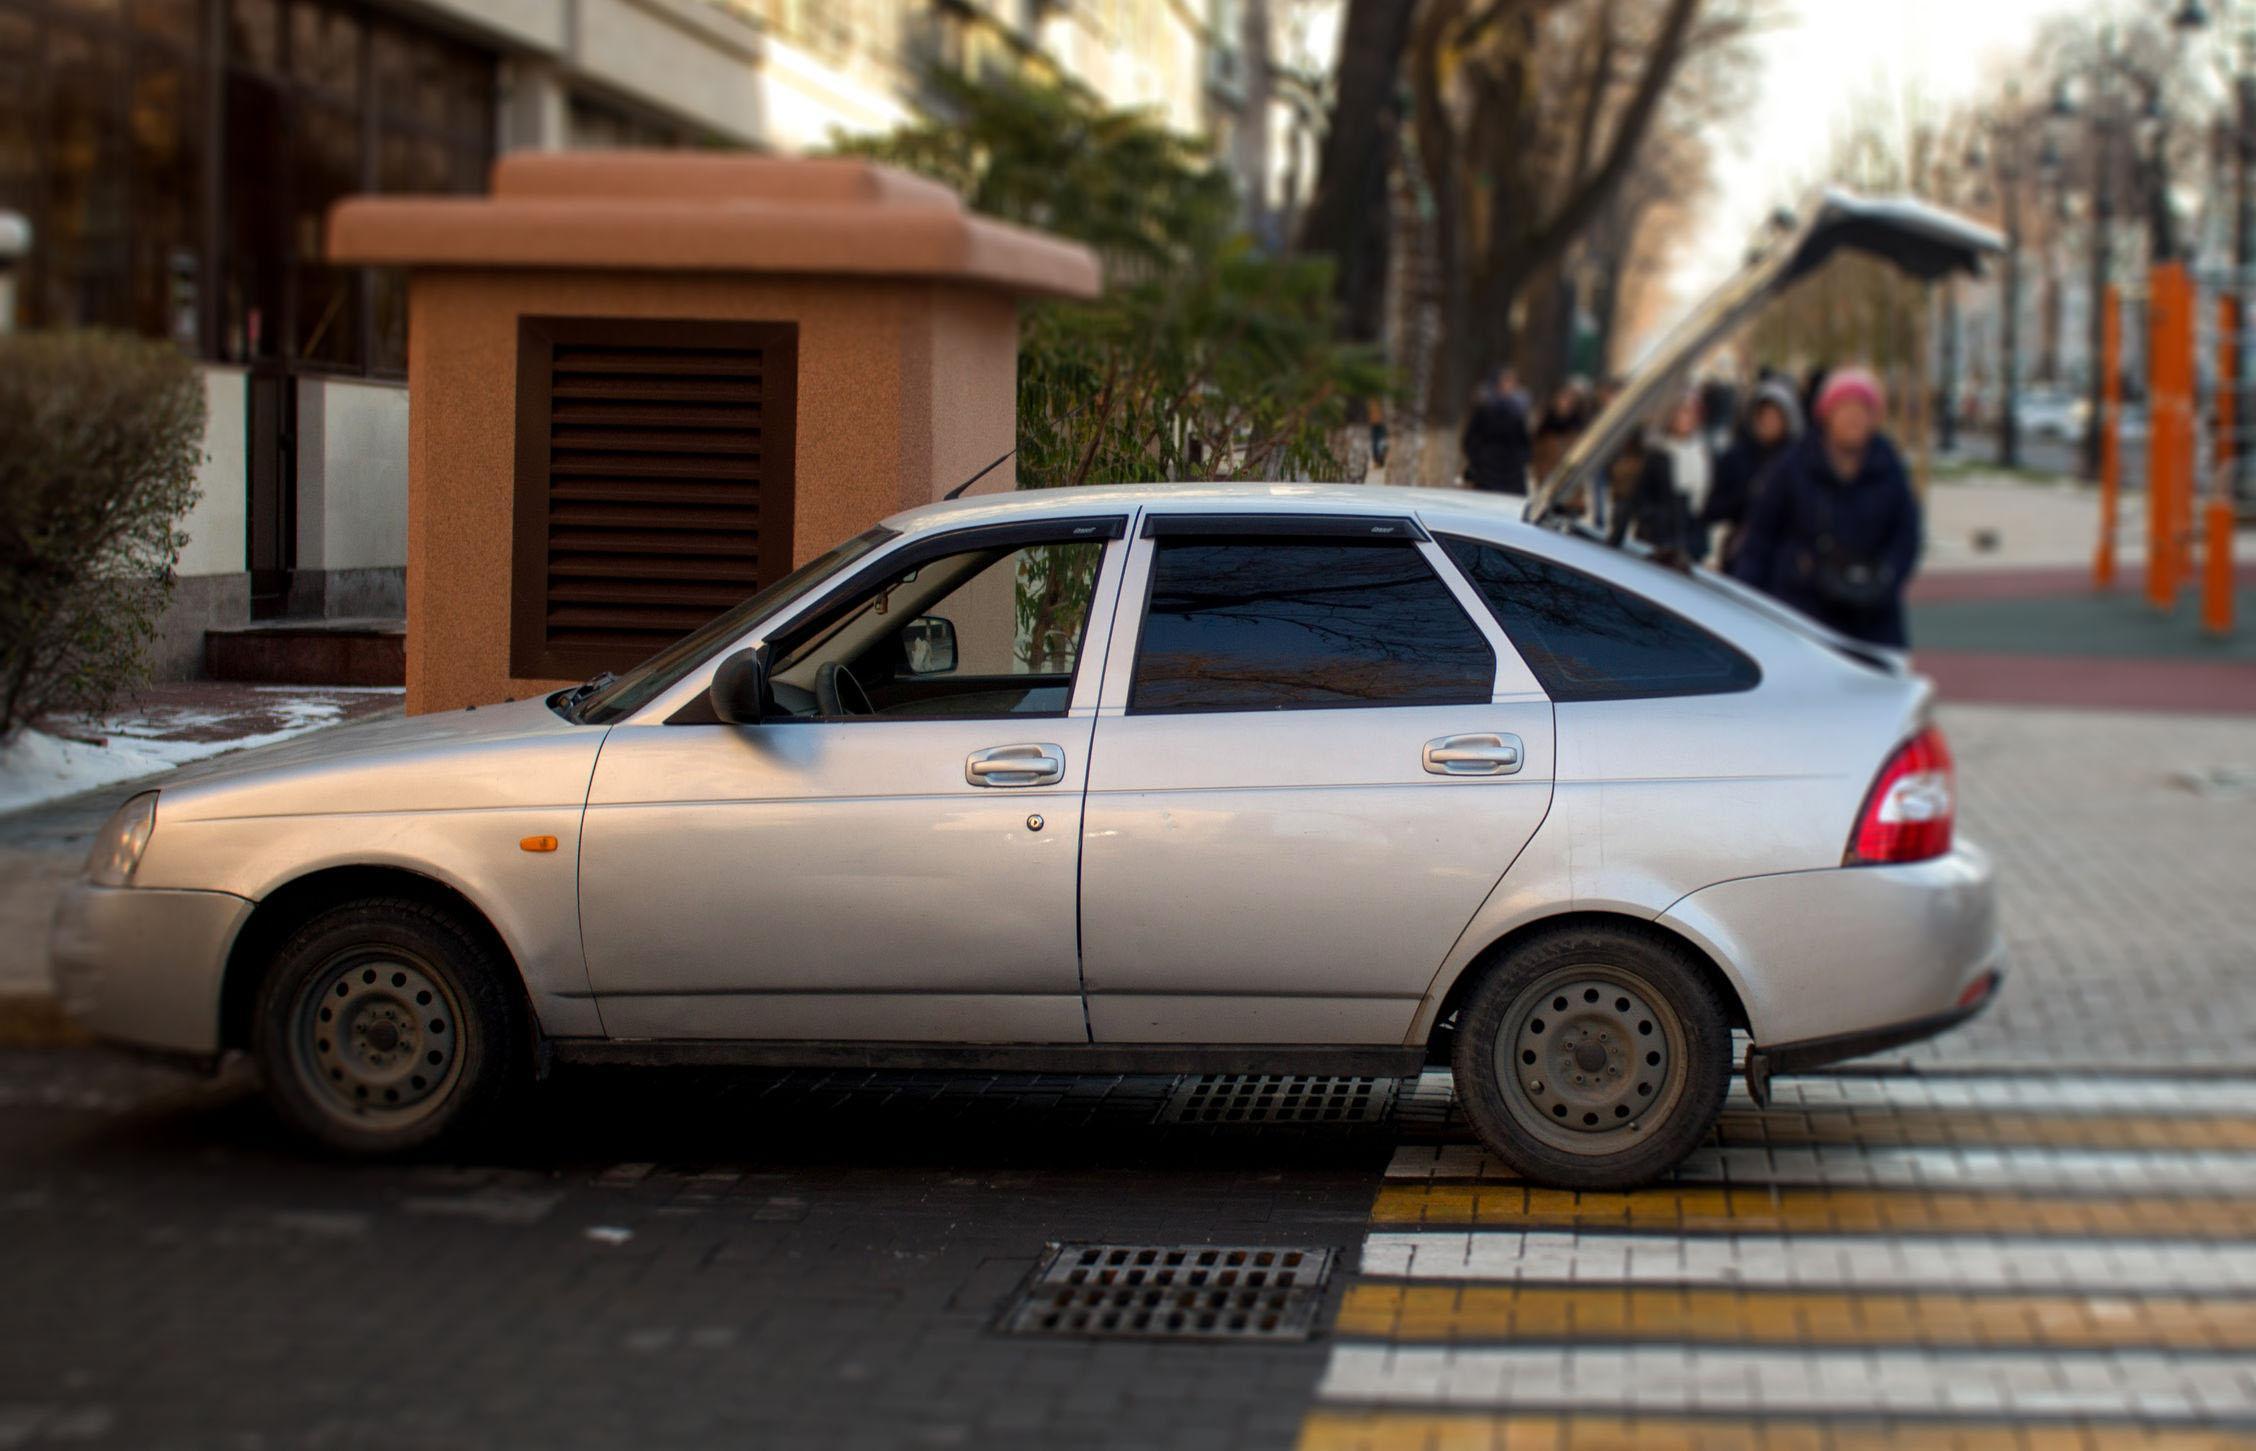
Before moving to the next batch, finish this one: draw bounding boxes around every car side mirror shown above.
[903,615,958,675]
[708,647,768,724]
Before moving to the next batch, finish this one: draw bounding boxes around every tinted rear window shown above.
[1440,536,1758,701]
[1131,539,1495,713]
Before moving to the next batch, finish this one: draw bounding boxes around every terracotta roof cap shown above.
[327,154,1100,301]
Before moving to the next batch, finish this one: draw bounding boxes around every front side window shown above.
[1440,536,1758,701]
[574,526,896,724]
[768,537,1107,720]
[1129,539,1495,714]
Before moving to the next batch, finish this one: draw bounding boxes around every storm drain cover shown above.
[1161,1074,1398,1126]
[999,1243,1337,1342]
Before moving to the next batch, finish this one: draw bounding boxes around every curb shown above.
[0,992,91,1049]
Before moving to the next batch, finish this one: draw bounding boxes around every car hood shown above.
[1529,189,2002,524]
[157,694,607,822]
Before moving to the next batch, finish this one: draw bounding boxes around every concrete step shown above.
[204,618,405,687]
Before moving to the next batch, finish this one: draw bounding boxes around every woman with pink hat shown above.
[1729,365,1922,647]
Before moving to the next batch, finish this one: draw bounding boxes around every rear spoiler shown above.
[1525,189,2003,526]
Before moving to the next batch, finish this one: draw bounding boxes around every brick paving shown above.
[1923,703,2256,1070]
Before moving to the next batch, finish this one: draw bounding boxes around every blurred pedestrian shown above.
[1731,365,1921,647]
[1604,395,1697,559]
[1461,367,1532,494]
[1652,389,1712,559]
[1703,377,1802,569]
[1699,375,1740,454]
[1531,379,1593,505]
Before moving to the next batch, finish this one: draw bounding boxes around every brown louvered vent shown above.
[512,317,798,681]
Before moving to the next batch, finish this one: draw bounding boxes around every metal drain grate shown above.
[1160,1073,1399,1125]
[999,1243,1337,1341]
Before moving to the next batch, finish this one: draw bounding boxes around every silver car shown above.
[52,481,2000,1188]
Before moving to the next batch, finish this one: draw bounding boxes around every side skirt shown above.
[547,1039,1429,1076]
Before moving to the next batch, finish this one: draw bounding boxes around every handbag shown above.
[1797,480,1895,611]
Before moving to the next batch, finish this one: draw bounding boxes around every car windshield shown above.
[567,526,899,725]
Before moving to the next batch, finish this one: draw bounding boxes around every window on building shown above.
[0,0,493,376]
[1129,537,1496,714]
[1439,536,1760,702]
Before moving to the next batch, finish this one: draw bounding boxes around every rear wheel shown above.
[253,898,526,1156]
[1452,924,1730,1190]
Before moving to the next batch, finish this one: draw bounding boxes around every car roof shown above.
[881,481,1543,537]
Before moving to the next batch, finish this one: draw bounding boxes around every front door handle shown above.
[966,743,1065,787]
[1424,733,1523,776]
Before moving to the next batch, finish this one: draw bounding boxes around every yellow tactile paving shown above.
[1334,1282,2256,1351]
[1369,1183,2256,1239]
[1297,1412,2256,1451]
[1710,1108,2256,1153]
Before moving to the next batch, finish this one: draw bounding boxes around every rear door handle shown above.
[1423,733,1523,776]
[966,743,1065,787]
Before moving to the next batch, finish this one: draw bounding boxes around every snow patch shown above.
[0,696,369,816]
[0,730,178,815]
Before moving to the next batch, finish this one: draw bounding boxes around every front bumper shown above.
[49,881,251,1057]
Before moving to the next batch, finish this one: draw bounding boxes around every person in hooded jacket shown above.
[1702,377,1803,569]
[1731,366,1921,647]
[1460,368,1533,494]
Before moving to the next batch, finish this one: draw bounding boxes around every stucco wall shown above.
[403,268,1021,714]
[176,366,247,580]
[298,376,410,574]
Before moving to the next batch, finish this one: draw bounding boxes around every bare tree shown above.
[1404,0,1755,437]
[1293,0,1420,342]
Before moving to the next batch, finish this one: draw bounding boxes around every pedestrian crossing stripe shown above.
[1360,1229,2256,1296]
[1698,1106,2256,1153]
[1385,1142,2256,1195]
[1310,1073,2256,1447]
[1315,1344,2256,1422]
[1298,1410,2256,1450]
[1370,1183,2256,1239]
[1334,1282,2256,1351]
[1394,1072,2256,1124]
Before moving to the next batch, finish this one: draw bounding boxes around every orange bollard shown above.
[2097,285,2122,590]
[2203,496,2237,635]
[2147,265,2186,610]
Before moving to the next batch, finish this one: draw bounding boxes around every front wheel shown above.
[253,898,527,1156]
[1451,924,1731,1190]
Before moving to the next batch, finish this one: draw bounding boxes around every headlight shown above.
[86,792,158,887]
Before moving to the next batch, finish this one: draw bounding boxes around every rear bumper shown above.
[1743,964,2003,1103]
[1656,839,2003,1061]
[49,881,250,1057]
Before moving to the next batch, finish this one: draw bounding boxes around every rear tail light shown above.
[1846,725,1954,865]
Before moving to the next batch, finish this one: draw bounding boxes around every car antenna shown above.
[943,445,1017,500]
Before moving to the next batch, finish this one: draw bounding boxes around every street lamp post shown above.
[2003,147,2023,471]
[2178,0,2256,499]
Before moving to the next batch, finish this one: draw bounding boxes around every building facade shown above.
[0,0,1288,678]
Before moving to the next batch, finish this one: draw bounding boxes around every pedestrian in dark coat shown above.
[1732,367,1921,647]
[1461,370,1532,494]
[1604,434,1687,558]
[1703,377,1803,568]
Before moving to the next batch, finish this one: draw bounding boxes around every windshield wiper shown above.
[560,672,616,721]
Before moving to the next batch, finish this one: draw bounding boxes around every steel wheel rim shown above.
[1494,963,1687,1156]
[290,949,465,1130]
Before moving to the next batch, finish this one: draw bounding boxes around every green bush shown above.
[836,73,1390,486]
[0,331,204,738]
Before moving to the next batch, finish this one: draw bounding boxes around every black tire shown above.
[1451,923,1731,1190]
[252,897,528,1156]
